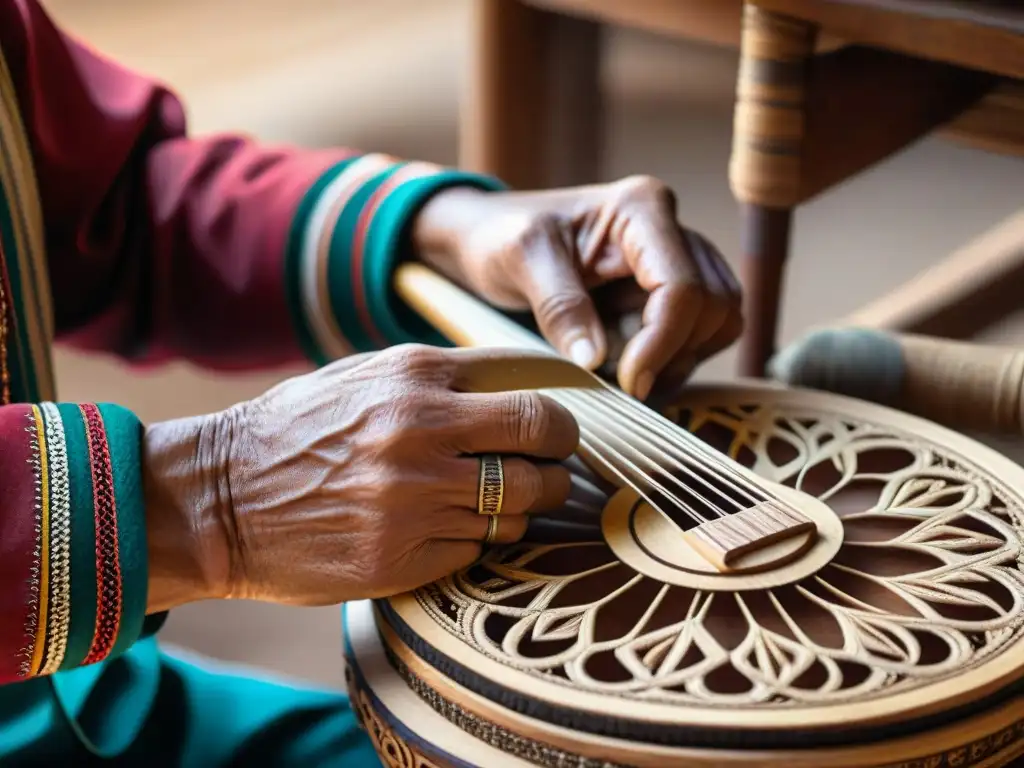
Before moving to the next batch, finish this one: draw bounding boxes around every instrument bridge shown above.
[683,499,817,573]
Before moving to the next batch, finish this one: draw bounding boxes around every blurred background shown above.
[40,0,1024,688]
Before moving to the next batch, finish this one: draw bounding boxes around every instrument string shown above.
[574,433,712,527]
[562,387,766,508]
[570,414,729,523]
[456,313,791,520]
[597,385,773,501]
[558,390,734,521]
[578,428,713,524]
[593,387,766,499]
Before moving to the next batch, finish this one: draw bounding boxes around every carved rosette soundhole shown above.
[414,401,1024,709]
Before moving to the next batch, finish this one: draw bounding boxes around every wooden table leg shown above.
[459,0,604,189]
[737,204,793,377]
[729,3,818,378]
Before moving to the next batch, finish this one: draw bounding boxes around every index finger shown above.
[620,215,740,394]
[616,214,706,393]
[620,198,701,291]
[618,282,702,396]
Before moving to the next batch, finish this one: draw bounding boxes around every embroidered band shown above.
[20,408,44,677]
[39,402,71,675]
[80,404,122,665]
[285,154,506,362]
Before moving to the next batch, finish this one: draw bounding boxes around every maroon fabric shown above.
[0,1,368,682]
[0,404,38,683]
[1,0,352,370]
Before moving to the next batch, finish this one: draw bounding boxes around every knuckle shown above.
[393,343,447,377]
[509,461,545,506]
[510,213,560,248]
[505,391,551,450]
[617,174,674,209]
[534,290,591,328]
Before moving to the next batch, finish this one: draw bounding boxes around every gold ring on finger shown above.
[477,454,505,516]
[484,515,500,545]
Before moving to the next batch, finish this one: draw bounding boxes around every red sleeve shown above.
[0,0,511,701]
[1,0,505,371]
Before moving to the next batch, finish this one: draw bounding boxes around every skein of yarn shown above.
[769,327,1024,435]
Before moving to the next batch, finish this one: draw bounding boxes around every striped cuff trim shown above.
[286,157,508,360]
[301,154,399,360]
[286,153,401,363]
[15,402,147,679]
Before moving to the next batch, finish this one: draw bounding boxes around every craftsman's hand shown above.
[413,177,743,400]
[143,345,577,611]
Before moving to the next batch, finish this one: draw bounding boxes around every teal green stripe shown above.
[283,157,361,366]
[363,172,509,346]
[0,186,36,401]
[57,403,97,671]
[96,404,147,659]
[326,167,401,353]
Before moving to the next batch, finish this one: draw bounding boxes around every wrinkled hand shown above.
[165,345,578,608]
[414,176,743,400]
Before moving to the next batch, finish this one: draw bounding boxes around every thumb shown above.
[514,225,606,369]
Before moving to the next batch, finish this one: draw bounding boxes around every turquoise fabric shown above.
[0,640,379,766]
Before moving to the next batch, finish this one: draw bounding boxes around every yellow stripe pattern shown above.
[28,406,50,676]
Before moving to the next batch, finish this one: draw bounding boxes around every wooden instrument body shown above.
[343,378,1024,768]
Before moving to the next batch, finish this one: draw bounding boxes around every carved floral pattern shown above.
[414,401,1024,708]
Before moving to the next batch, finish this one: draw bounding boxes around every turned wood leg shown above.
[459,0,604,189]
[737,204,793,377]
[729,3,818,378]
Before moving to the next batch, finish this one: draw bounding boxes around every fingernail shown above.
[568,338,598,369]
[634,370,655,401]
